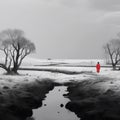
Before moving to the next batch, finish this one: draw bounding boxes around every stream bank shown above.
[0,72,120,120]
[0,79,55,120]
[65,78,120,120]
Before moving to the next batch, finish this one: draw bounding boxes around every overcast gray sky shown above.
[0,0,120,59]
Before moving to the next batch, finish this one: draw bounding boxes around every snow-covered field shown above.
[0,58,119,90]
[19,58,120,82]
[21,57,106,66]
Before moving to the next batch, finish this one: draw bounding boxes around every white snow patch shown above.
[0,58,120,91]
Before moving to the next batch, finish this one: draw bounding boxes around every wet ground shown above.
[65,80,120,120]
[0,76,120,120]
[0,79,54,120]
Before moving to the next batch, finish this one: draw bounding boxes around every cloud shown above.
[98,12,120,26]
[89,0,120,26]
[41,0,89,9]
[59,0,85,7]
[90,0,120,11]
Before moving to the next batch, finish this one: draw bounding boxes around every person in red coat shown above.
[96,62,100,73]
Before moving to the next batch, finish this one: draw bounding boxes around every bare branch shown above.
[0,29,36,74]
[104,39,120,69]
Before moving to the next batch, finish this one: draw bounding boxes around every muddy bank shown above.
[0,79,55,120]
[65,79,120,120]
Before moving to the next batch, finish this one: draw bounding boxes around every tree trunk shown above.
[112,64,116,70]
[6,71,18,75]
[11,66,18,75]
[0,63,19,75]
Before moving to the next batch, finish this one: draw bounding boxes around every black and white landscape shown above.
[0,0,120,120]
[0,59,119,120]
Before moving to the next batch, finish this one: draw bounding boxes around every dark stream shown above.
[0,80,119,120]
[32,86,79,120]
[0,80,81,120]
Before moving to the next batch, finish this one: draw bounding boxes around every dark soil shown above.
[0,79,54,120]
[65,80,120,120]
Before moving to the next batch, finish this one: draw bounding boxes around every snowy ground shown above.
[0,58,119,93]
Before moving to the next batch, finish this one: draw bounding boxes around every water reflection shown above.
[33,86,80,120]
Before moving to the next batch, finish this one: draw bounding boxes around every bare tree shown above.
[0,29,35,74]
[104,39,120,70]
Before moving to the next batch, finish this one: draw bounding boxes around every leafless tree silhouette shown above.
[104,39,120,70]
[0,29,35,74]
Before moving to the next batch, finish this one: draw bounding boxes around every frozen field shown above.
[0,58,119,87]
[0,58,120,120]
[21,58,106,66]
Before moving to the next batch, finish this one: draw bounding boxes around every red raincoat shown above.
[96,63,100,73]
